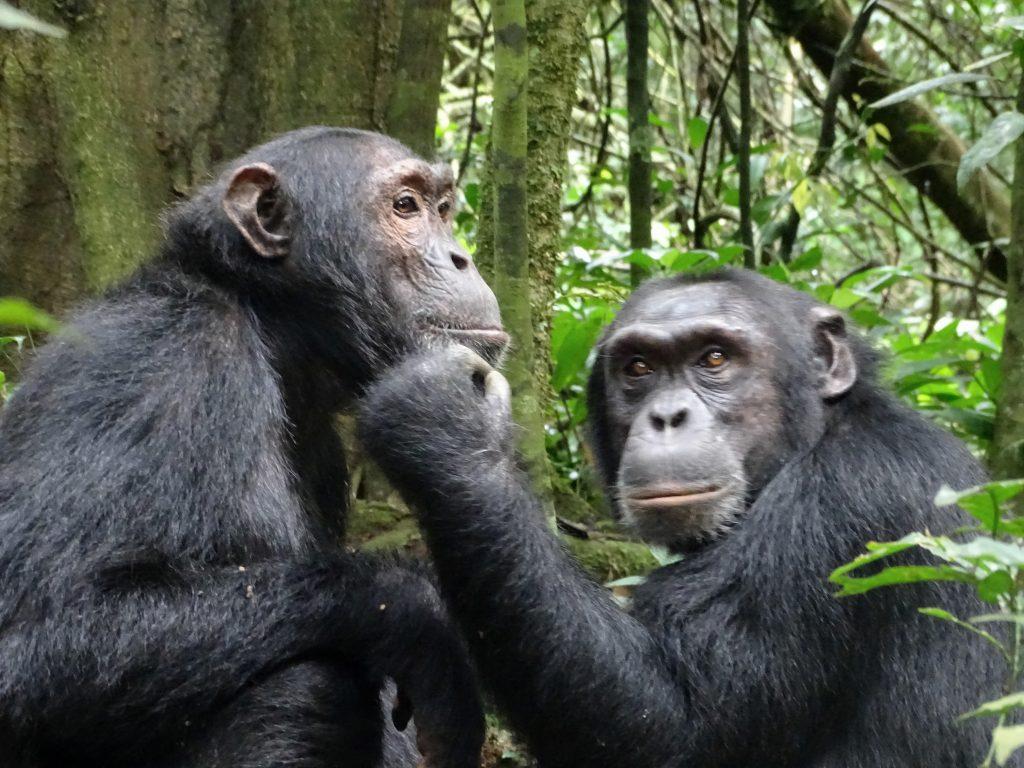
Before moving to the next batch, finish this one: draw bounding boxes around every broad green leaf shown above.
[0,1,65,36]
[828,287,863,310]
[791,179,812,216]
[993,724,1024,766]
[788,246,823,272]
[962,692,1024,720]
[957,112,1024,191]
[551,309,612,392]
[869,73,989,109]
[977,571,1014,603]
[935,480,1024,511]
[830,534,931,584]
[687,117,709,150]
[832,564,974,597]
[0,298,58,331]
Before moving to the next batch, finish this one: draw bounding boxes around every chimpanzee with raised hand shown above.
[360,268,1001,767]
[0,127,506,768]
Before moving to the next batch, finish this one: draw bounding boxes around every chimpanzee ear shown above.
[222,163,290,259]
[810,306,857,400]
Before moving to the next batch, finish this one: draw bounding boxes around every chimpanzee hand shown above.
[373,569,484,768]
[358,345,514,500]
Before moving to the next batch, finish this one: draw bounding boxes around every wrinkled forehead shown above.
[366,156,455,197]
[617,282,761,329]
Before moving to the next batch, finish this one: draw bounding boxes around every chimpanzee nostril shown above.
[650,408,686,432]
[451,253,469,271]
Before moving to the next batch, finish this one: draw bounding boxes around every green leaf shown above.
[788,246,823,272]
[993,724,1024,766]
[935,480,1024,513]
[997,16,1024,30]
[869,73,989,109]
[962,692,1024,720]
[830,535,929,584]
[978,571,1014,603]
[0,1,66,36]
[687,117,709,150]
[957,112,1024,191]
[920,607,1006,656]
[0,297,58,331]
[791,179,813,216]
[550,309,612,392]
[832,564,974,597]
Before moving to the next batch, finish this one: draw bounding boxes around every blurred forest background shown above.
[2,0,1024,763]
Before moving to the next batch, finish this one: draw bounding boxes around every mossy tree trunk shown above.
[386,0,453,157]
[990,75,1024,481]
[480,0,589,513]
[0,0,450,313]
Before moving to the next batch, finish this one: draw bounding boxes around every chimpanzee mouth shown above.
[627,484,730,508]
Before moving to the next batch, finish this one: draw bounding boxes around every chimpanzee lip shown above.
[628,485,730,507]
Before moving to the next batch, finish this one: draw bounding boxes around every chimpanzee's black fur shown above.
[0,127,483,768]
[360,269,1006,767]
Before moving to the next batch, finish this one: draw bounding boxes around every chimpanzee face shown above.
[366,157,508,364]
[217,130,508,370]
[597,278,858,551]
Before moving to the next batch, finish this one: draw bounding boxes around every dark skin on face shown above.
[223,153,508,369]
[602,282,857,550]
[367,157,508,360]
[603,283,782,549]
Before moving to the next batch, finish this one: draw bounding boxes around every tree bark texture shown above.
[478,0,589,510]
[0,0,451,312]
[989,74,1024,480]
[625,0,652,284]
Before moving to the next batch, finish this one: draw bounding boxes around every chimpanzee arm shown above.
[359,350,691,767]
[0,555,481,765]
[359,348,855,768]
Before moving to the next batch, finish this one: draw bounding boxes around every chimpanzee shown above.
[0,127,504,768]
[360,268,1005,767]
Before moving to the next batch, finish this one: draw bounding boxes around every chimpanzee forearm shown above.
[407,468,688,768]
[0,556,455,756]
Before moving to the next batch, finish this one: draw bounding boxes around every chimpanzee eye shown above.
[393,195,419,215]
[624,358,654,377]
[699,348,729,369]
[438,200,451,217]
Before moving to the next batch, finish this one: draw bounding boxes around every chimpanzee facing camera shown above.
[0,127,502,768]
[361,268,1003,767]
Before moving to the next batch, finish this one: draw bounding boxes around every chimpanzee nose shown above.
[451,252,469,271]
[649,405,688,432]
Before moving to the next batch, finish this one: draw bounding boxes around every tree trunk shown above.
[989,76,1024,480]
[763,0,1011,279]
[625,0,652,286]
[491,0,542,500]
[523,0,591,510]
[479,0,588,512]
[387,0,453,157]
[0,0,453,313]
